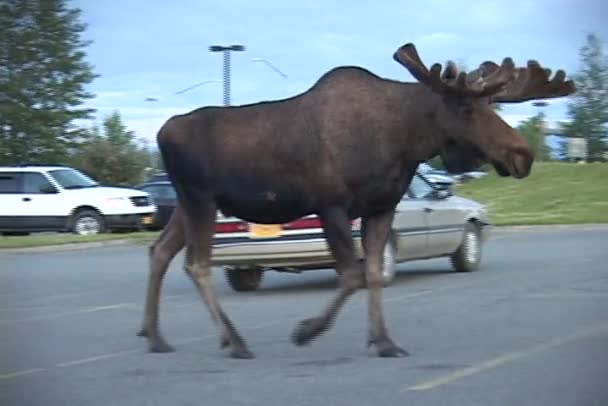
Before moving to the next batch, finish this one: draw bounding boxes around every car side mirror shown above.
[431,188,451,200]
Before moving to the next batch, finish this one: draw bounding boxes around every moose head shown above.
[394,43,576,178]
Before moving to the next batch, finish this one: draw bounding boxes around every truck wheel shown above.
[71,209,105,236]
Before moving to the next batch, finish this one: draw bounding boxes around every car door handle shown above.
[22,197,31,202]
[424,207,433,213]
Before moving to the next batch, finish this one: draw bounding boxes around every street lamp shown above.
[209,44,246,106]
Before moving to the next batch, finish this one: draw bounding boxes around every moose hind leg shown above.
[138,207,185,352]
[182,198,254,359]
[362,210,408,357]
[292,206,363,346]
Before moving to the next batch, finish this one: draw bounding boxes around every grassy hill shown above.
[456,162,608,225]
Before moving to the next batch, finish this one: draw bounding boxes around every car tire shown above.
[225,267,264,292]
[381,233,398,286]
[71,209,105,236]
[353,233,397,287]
[450,222,482,272]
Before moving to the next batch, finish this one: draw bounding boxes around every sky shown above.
[73,0,608,150]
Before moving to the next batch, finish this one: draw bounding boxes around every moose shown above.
[137,42,575,359]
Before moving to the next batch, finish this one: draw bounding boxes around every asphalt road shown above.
[1,226,607,406]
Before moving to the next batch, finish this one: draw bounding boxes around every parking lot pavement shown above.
[1,226,608,406]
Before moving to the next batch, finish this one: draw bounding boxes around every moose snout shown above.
[509,148,534,179]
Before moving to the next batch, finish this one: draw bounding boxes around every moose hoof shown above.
[377,343,409,358]
[230,347,255,359]
[148,340,175,353]
[292,317,327,346]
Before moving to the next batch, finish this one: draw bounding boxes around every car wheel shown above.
[71,209,105,236]
[225,267,264,292]
[353,233,397,287]
[450,222,481,272]
[381,234,398,286]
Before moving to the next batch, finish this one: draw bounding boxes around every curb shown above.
[0,239,136,254]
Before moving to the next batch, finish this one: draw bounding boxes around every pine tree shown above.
[562,34,608,162]
[0,0,97,164]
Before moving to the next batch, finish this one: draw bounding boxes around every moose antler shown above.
[468,60,576,103]
[393,43,516,97]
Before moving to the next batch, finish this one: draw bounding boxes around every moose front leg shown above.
[362,210,409,357]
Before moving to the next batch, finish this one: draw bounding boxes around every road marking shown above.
[57,350,137,367]
[0,368,46,379]
[407,323,608,392]
[525,292,608,299]
[0,289,107,306]
[0,303,134,323]
[54,320,283,369]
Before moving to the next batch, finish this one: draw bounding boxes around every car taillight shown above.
[283,217,323,230]
[214,221,248,233]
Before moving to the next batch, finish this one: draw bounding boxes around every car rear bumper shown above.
[211,238,333,268]
[211,236,366,268]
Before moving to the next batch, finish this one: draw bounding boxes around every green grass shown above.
[0,231,160,249]
[456,162,608,225]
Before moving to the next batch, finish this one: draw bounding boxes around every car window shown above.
[23,172,56,194]
[48,168,98,189]
[142,184,177,199]
[0,172,21,193]
[408,175,434,199]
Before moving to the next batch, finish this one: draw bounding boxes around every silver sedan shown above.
[211,172,492,291]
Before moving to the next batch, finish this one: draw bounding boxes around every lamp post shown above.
[209,45,246,106]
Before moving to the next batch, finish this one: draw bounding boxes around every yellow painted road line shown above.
[57,350,137,367]
[407,323,608,391]
[0,368,46,380]
[54,319,284,369]
[0,303,134,323]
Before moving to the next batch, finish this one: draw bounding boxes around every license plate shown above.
[142,215,153,225]
[249,223,282,239]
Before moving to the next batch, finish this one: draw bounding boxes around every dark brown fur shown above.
[138,43,575,358]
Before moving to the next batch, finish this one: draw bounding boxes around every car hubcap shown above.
[382,242,396,283]
[75,217,100,235]
[464,231,479,264]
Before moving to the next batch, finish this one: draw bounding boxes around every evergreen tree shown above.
[0,0,97,164]
[562,34,608,162]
